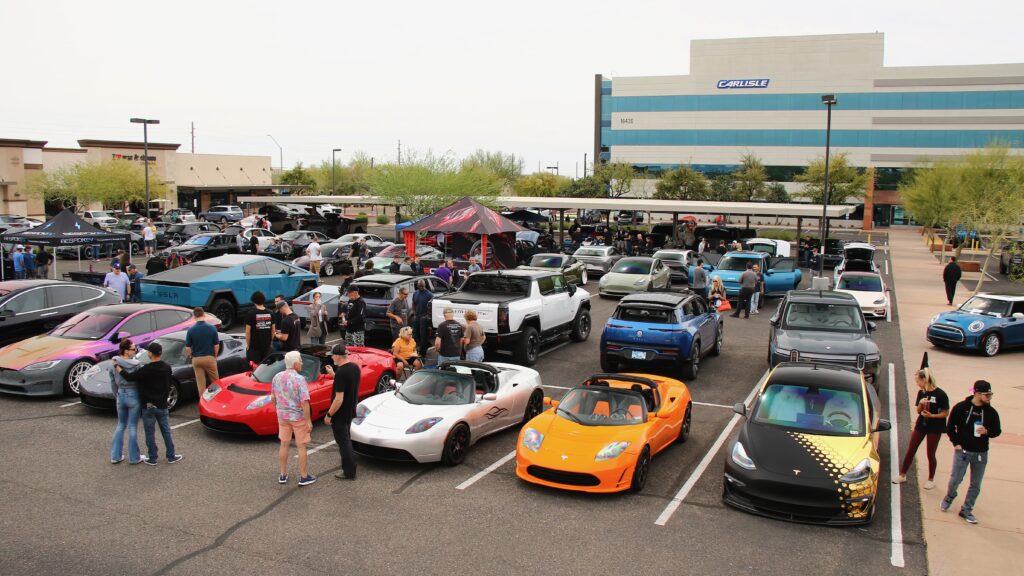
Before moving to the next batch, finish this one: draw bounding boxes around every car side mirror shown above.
[112,331,130,343]
[0,309,13,319]
[873,419,891,432]
[867,321,877,332]
[733,402,747,416]
[1013,313,1024,320]
[764,269,773,275]
[543,397,559,408]
[481,393,497,401]
[567,284,576,296]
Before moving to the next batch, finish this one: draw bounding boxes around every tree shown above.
[369,151,502,218]
[564,175,605,198]
[311,159,372,195]
[26,159,168,210]
[733,153,768,201]
[795,152,869,204]
[513,172,570,197]
[279,162,317,190]
[597,162,635,198]
[765,182,789,203]
[461,150,522,189]
[708,173,735,202]
[900,160,962,253]
[654,166,710,200]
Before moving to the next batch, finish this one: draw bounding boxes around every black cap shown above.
[276,300,288,311]
[331,344,348,356]
[973,380,993,394]
[346,285,359,294]
[145,342,163,356]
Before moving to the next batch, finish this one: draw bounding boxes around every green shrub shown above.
[355,212,369,223]
[756,229,797,242]
[376,214,391,225]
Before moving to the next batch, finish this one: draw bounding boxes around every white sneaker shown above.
[923,480,935,490]
[892,474,907,484]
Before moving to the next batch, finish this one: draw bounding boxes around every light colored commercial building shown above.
[595,32,1024,225]
[0,138,274,218]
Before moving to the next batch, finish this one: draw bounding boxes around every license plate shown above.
[630,350,647,360]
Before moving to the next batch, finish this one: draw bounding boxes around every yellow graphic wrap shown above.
[789,432,877,520]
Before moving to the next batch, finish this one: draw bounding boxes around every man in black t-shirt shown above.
[270,294,285,351]
[340,286,366,347]
[434,307,464,365]
[323,344,361,480]
[245,291,275,365]
[275,301,301,352]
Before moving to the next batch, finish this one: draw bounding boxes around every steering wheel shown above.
[826,410,853,428]
[609,407,630,418]
[829,318,853,327]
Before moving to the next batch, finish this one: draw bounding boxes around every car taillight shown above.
[498,307,510,333]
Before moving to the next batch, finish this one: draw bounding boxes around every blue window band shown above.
[606,90,1024,112]
[602,129,1024,148]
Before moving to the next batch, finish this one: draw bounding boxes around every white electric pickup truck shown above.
[431,269,592,366]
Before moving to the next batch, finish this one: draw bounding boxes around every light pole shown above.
[130,118,159,217]
[546,163,559,176]
[331,148,341,194]
[819,94,837,278]
[266,134,283,172]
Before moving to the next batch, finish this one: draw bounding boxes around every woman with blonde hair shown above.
[894,367,949,488]
[391,326,422,376]
[708,276,727,310]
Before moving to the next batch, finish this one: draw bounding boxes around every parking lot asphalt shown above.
[0,241,928,576]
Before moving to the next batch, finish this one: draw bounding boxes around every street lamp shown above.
[818,94,837,278]
[130,118,159,217]
[332,148,342,194]
[266,134,283,172]
[546,163,559,176]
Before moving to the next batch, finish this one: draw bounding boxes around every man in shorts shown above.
[271,350,316,486]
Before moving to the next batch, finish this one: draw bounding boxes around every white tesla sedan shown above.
[350,361,544,465]
[835,271,888,318]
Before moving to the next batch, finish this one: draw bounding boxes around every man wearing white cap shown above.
[12,245,27,280]
[103,262,131,302]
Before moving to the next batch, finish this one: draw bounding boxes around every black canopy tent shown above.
[0,209,130,280]
[501,209,549,224]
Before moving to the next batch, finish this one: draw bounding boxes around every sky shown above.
[3,0,1023,177]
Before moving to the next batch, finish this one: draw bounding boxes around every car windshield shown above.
[575,248,608,257]
[280,231,303,241]
[653,251,685,262]
[753,383,865,436]
[611,259,651,274]
[376,245,407,258]
[783,302,864,331]
[460,275,530,295]
[354,284,392,300]
[51,312,123,340]
[251,353,321,384]
[137,338,188,366]
[395,370,476,405]
[838,275,883,292]
[91,211,113,218]
[321,244,342,257]
[338,234,362,243]
[529,255,564,268]
[960,296,1010,317]
[614,306,676,324]
[747,244,775,255]
[556,387,646,426]
[717,256,754,271]
[185,235,212,246]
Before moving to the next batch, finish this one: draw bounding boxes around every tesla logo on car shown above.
[561,455,569,460]
[793,469,801,475]
[636,330,643,337]
[825,346,831,350]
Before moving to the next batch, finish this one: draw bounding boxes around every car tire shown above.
[441,423,470,466]
[629,446,651,493]
[210,299,236,330]
[323,262,335,276]
[514,326,540,366]
[522,389,544,424]
[677,406,692,444]
[711,323,724,356]
[682,341,700,380]
[64,359,94,396]
[981,332,1001,357]
[570,309,591,342]
[167,380,181,411]
[375,371,397,394]
[600,352,617,372]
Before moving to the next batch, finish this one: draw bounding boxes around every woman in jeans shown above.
[462,310,486,362]
[894,368,949,489]
[708,277,727,310]
[307,291,328,346]
[109,338,143,464]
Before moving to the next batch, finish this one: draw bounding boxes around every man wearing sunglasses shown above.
[941,380,1001,524]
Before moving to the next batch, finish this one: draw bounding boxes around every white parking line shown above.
[544,385,573,390]
[693,401,734,409]
[885,260,889,275]
[654,369,768,526]
[303,440,337,457]
[455,450,516,490]
[60,401,81,408]
[170,419,199,430]
[886,290,892,323]
[887,362,905,568]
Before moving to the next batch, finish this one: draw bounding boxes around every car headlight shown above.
[873,297,886,305]
[731,441,756,470]
[353,404,370,425]
[202,384,221,401]
[405,417,443,434]
[24,360,61,371]
[595,441,631,461]
[633,278,648,286]
[967,320,985,333]
[930,314,941,323]
[522,427,544,452]
[839,458,872,483]
[245,395,273,410]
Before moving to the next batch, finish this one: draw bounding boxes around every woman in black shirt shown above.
[894,368,949,489]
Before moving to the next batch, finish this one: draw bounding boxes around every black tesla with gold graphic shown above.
[723,362,890,525]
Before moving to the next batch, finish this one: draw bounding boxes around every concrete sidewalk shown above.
[888,229,1023,575]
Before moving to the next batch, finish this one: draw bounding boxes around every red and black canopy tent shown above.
[401,197,525,269]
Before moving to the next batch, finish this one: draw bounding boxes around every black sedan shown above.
[0,280,122,347]
[276,230,333,258]
[291,242,354,277]
[157,233,241,264]
[79,331,250,411]
[164,222,221,245]
[724,362,888,525]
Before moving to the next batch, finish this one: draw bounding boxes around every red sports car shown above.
[199,345,397,435]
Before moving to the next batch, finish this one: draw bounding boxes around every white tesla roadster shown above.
[350,361,544,465]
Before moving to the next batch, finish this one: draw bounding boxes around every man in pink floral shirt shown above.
[271,351,316,486]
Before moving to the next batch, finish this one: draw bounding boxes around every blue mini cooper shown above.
[927,293,1024,356]
[600,292,723,380]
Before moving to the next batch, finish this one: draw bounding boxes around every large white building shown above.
[595,32,1024,225]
